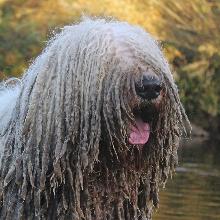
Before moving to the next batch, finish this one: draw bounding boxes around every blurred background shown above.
[0,0,219,219]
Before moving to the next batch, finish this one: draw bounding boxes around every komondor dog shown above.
[0,18,189,219]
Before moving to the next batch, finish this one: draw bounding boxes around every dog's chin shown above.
[128,101,159,148]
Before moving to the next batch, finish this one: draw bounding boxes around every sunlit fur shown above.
[0,18,189,219]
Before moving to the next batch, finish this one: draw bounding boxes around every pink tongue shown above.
[129,120,150,145]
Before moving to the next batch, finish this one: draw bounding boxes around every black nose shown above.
[135,76,162,100]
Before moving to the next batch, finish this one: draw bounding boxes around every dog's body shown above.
[0,18,189,219]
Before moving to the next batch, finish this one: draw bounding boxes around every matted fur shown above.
[0,18,189,219]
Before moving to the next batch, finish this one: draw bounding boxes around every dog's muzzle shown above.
[129,75,162,147]
[135,75,162,100]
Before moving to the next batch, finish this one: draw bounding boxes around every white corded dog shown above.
[0,18,189,220]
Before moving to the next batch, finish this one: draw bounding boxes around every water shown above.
[154,139,220,220]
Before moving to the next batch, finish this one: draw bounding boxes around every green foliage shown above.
[151,0,220,129]
[0,0,79,79]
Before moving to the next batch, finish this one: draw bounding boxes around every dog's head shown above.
[82,19,187,160]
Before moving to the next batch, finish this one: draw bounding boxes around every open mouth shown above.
[128,104,157,146]
[129,119,150,145]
